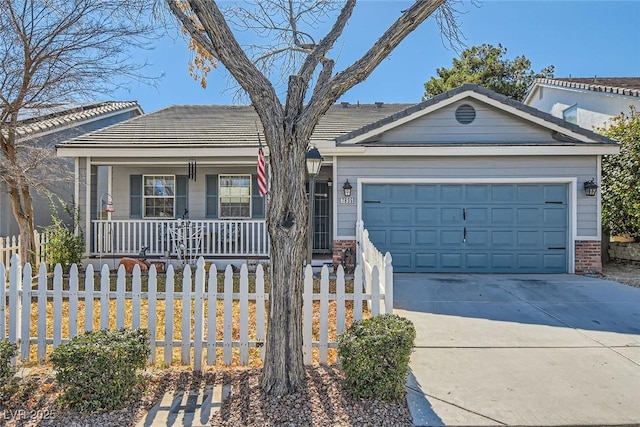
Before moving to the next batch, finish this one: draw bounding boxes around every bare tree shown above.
[0,0,154,265]
[166,0,456,395]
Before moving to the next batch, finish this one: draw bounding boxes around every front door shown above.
[306,181,332,253]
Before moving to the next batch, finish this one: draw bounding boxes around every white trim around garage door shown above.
[356,177,579,274]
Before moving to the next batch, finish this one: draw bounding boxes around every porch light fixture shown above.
[342,179,352,197]
[584,179,598,197]
[305,146,323,176]
[306,146,323,265]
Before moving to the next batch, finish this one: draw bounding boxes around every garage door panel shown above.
[416,208,437,224]
[441,208,463,224]
[441,230,464,246]
[517,185,544,202]
[543,208,567,226]
[390,185,414,202]
[362,183,568,273]
[492,208,515,225]
[543,231,566,247]
[544,185,568,203]
[390,207,412,224]
[466,253,489,268]
[392,253,412,269]
[390,230,411,245]
[517,208,542,226]
[441,253,462,268]
[362,184,386,200]
[466,230,489,247]
[416,253,437,269]
[466,207,489,225]
[416,185,437,200]
[441,185,464,202]
[415,230,437,246]
[517,231,541,248]
[491,185,516,201]
[362,207,387,225]
[466,185,490,202]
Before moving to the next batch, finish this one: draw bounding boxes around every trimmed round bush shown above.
[338,314,416,400]
[50,328,149,412]
[0,340,17,385]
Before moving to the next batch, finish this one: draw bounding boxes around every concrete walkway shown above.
[396,273,640,426]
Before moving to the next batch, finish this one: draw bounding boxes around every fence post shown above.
[164,266,175,367]
[0,262,6,341]
[37,264,47,362]
[20,262,32,361]
[384,252,393,314]
[206,264,218,366]
[356,220,363,267]
[148,264,158,365]
[84,265,95,333]
[239,264,249,366]
[69,264,79,339]
[319,265,330,365]
[53,264,63,348]
[181,265,192,365]
[193,258,205,372]
[9,254,22,346]
[302,263,313,365]
[223,265,233,365]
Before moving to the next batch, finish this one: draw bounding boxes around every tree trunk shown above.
[260,128,309,395]
[8,180,37,266]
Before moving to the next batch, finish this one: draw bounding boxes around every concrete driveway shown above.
[395,273,640,426]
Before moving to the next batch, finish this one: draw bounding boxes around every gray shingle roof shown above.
[533,77,640,97]
[336,84,618,145]
[12,101,141,140]
[58,103,413,148]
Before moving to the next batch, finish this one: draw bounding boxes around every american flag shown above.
[257,135,267,197]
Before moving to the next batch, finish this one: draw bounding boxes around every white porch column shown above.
[85,157,91,256]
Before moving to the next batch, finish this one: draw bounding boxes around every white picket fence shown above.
[0,232,47,268]
[356,220,393,313]
[0,255,391,370]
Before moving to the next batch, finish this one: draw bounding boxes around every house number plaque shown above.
[340,197,355,204]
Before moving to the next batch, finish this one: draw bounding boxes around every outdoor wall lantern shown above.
[342,179,353,197]
[584,179,598,197]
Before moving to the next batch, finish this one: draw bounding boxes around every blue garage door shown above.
[362,184,568,273]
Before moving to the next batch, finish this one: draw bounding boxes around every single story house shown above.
[1,102,142,236]
[523,77,640,130]
[55,84,619,274]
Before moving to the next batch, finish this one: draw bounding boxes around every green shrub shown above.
[0,340,17,385]
[41,196,84,273]
[337,314,415,400]
[50,328,150,412]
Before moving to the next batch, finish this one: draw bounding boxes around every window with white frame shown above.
[219,175,251,218]
[143,175,175,218]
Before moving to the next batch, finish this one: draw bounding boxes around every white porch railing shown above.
[92,219,269,257]
[356,220,393,314]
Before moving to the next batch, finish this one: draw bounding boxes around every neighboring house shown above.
[523,77,640,130]
[1,102,143,237]
[56,84,619,275]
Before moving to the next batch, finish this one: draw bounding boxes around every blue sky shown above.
[112,1,640,113]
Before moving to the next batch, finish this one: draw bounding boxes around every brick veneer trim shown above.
[575,240,602,275]
[333,240,356,270]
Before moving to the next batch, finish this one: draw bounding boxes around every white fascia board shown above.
[56,146,268,158]
[357,145,619,156]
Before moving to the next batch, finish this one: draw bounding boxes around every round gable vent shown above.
[455,104,476,124]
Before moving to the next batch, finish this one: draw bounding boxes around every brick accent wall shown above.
[332,240,356,272]
[575,240,602,275]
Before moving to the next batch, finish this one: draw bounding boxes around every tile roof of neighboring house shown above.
[12,101,142,140]
[336,84,619,145]
[531,77,640,98]
[58,102,414,148]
